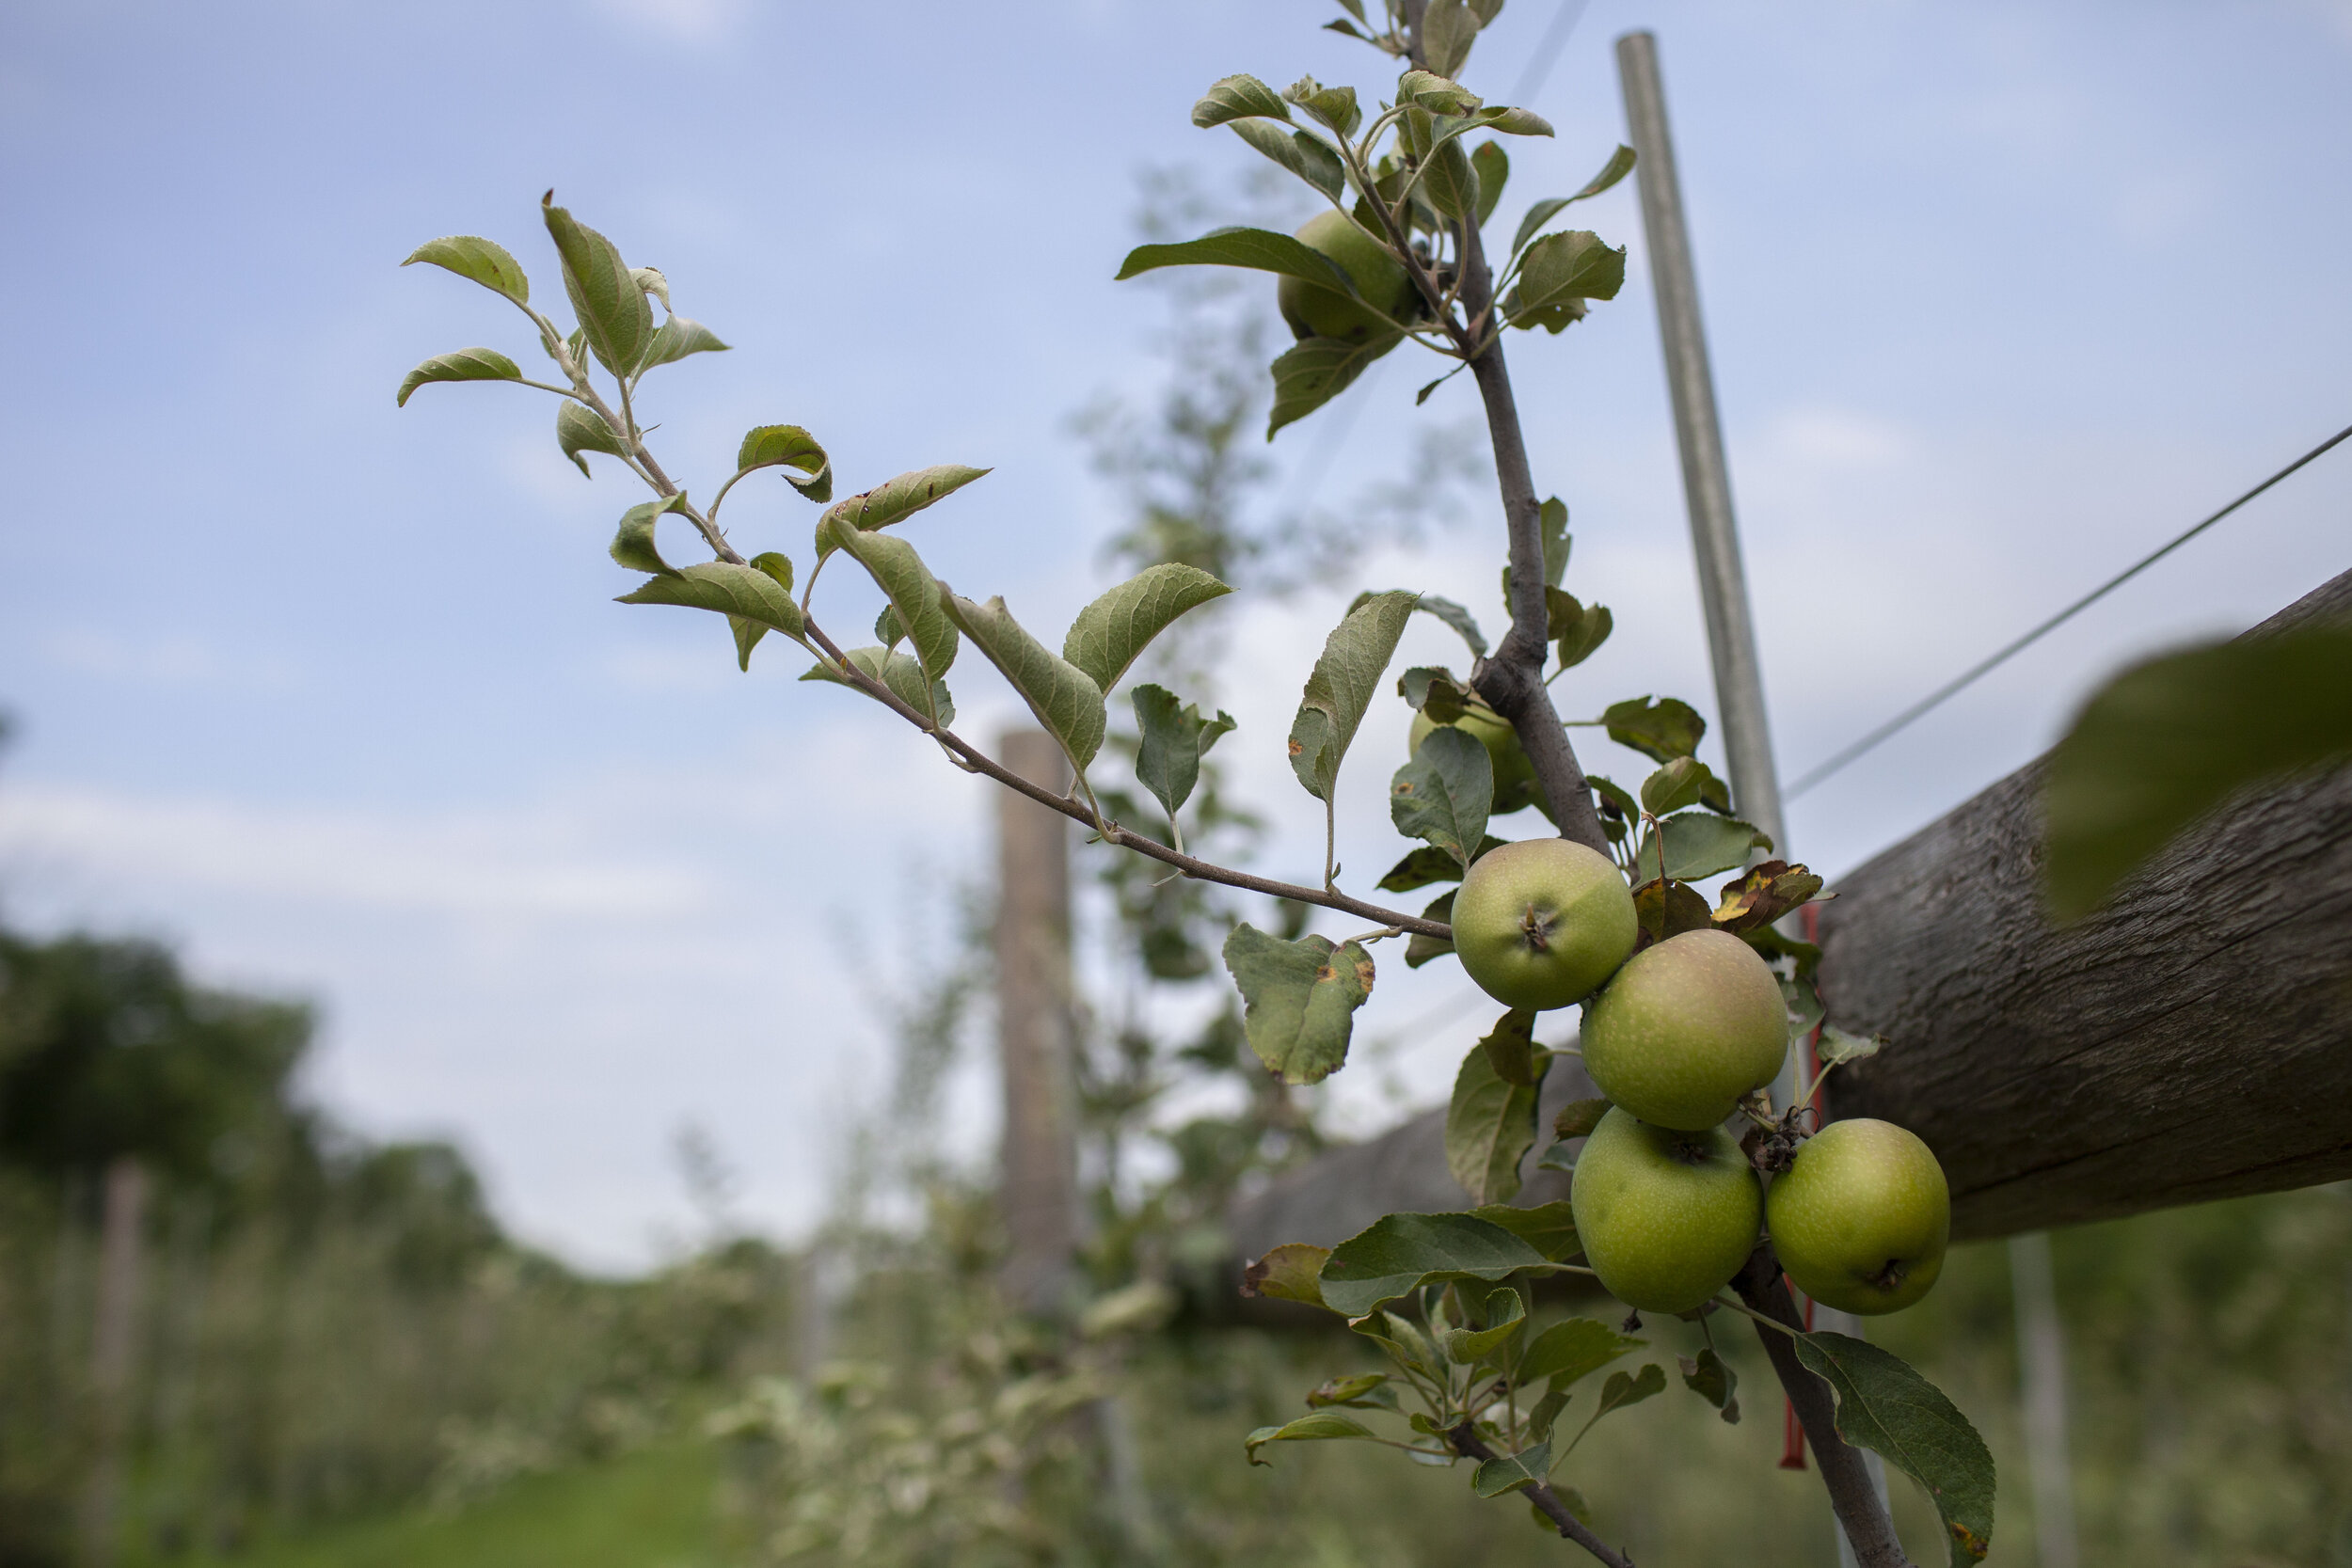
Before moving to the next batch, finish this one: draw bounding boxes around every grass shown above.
[207,1441,725,1568]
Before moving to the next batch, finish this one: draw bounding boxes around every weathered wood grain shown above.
[1823,567,2352,1239]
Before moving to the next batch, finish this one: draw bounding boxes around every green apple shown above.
[1569,1106,1762,1315]
[1580,928,1788,1132]
[1410,703,1539,815]
[1452,839,1637,1011]
[1767,1118,1950,1315]
[1277,210,1418,344]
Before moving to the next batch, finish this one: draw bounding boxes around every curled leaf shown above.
[395,347,520,407]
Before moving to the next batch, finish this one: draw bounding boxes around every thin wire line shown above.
[1508,0,1594,106]
[1785,419,2352,800]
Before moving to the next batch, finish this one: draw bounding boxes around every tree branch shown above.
[796,618,1452,939]
[1446,1421,1635,1568]
[1732,1247,1915,1568]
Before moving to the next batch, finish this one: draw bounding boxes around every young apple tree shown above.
[395,6,1992,1564]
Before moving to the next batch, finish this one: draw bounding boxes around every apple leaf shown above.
[1470,1439,1549,1497]
[635,314,728,374]
[1267,333,1401,437]
[1116,226,1351,290]
[1513,230,1627,322]
[1517,1317,1645,1391]
[1443,1282,1528,1366]
[618,560,807,647]
[2042,626,2352,920]
[1508,147,1638,261]
[1446,1033,1543,1205]
[1410,594,1490,657]
[1419,0,1478,77]
[1639,755,1724,816]
[1132,683,1236,827]
[1291,590,1419,804]
[833,530,958,723]
[1817,1024,1884,1069]
[1538,496,1572,586]
[1421,134,1480,223]
[395,347,521,407]
[1592,1362,1668,1420]
[799,645,953,727]
[1398,664,1478,721]
[1315,1211,1545,1320]
[558,401,627,476]
[941,593,1105,773]
[1631,877,1715,951]
[1221,925,1375,1085]
[817,464,990,560]
[1405,891,1456,969]
[1712,860,1826,933]
[1240,1242,1333,1309]
[1283,74,1360,136]
[1602,696,1707,762]
[542,195,655,379]
[1633,813,1772,882]
[1475,1006,1541,1087]
[1397,69,1482,116]
[1229,119,1346,203]
[1377,836,1507,892]
[1794,1332,1996,1566]
[726,554,797,671]
[1468,1199,1579,1261]
[734,424,832,503]
[402,234,530,304]
[609,494,688,576]
[1064,562,1234,693]
[1192,72,1293,128]
[1556,600,1613,671]
[1244,1410,1375,1466]
[1391,724,1493,870]
[1678,1349,1740,1424]
[1306,1372,1397,1410]
[1471,140,1509,227]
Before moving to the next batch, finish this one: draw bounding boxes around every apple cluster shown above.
[1422,724,1952,1321]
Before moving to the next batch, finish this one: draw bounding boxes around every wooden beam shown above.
[1230,569,2352,1259]
[1821,566,2352,1240]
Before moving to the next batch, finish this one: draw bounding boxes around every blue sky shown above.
[3,0,2346,1268]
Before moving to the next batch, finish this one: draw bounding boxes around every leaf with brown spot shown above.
[1241,1242,1332,1308]
[1222,925,1375,1085]
[1631,879,1712,951]
[1712,861,1829,933]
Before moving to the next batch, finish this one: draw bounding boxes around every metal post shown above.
[1614,29,1786,851]
[995,730,1080,1319]
[2010,1232,2080,1568]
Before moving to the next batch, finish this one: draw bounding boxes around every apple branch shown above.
[1445,1421,1634,1568]
[1732,1247,1917,1568]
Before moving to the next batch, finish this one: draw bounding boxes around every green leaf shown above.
[617,561,807,645]
[1405,890,1456,969]
[1641,755,1721,816]
[1397,663,1477,721]
[1116,226,1358,292]
[1508,148,1638,259]
[1229,119,1346,203]
[1572,143,1638,201]
[395,347,520,407]
[1133,684,1235,826]
[1391,725,1494,870]
[1240,1242,1332,1309]
[1267,334,1400,436]
[1586,773,1639,824]
[1593,1362,1668,1419]
[1526,1389,1571,1444]
[1794,1332,1996,1565]
[1539,496,1572,587]
[728,553,797,671]
[635,314,729,373]
[941,593,1105,772]
[1475,1006,1541,1087]
[541,195,655,379]
[1290,590,1418,803]
[1419,0,1479,77]
[609,494,687,575]
[1471,141,1509,228]
[1470,105,1554,137]
[1632,813,1772,881]
[1316,1211,1545,1320]
[1397,69,1482,115]
[1221,926,1375,1086]
[1064,562,1234,692]
[628,265,670,309]
[1306,1372,1398,1410]
[1602,696,1706,762]
[1546,587,1613,671]
[1817,1024,1884,1069]
[557,401,627,476]
[1377,835,1507,892]
[1244,1413,1377,1466]
[1472,1440,1550,1497]
[401,235,530,304]
[1193,73,1293,128]
[1552,1097,1611,1140]
[1355,1309,1440,1379]
[800,645,954,725]
[1283,75,1360,138]
[2042,626,2352,920]
[1446,1033,1542,1205]
[1443,1283,1527,1365]
[832,530,958,720]
[817,464,991,558]
[1468,1199,1579,1261]
[1422,134,1479,223]
[734,424,833,502]
[1513,230,1627,326]
[1678,1349,1740,1423]
[1518,1318,1645,1390]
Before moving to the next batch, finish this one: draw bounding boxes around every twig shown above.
[1446,1421,1634,1568]
[796,618,1453,939]
[1732,1247,1915,1568]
